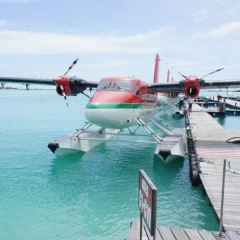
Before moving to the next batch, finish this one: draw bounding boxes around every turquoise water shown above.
[1,90,237,240]
[213,115,240,130]
[200,90,240,130]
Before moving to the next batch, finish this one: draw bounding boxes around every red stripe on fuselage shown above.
[90,91,139,103]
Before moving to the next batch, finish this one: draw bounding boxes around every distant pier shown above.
[127,100,240,240]
[195,97,240,115]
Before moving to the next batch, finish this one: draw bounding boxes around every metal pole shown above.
[140,212,142,240]
[219,159,227,236]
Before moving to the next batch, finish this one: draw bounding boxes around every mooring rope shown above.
[227,161,240,175]
[226,137,240,144]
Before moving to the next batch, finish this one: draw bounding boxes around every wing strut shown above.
[135,118,162,143]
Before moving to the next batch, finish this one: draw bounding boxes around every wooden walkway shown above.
[189,103,240,232]
[126,220,240,239]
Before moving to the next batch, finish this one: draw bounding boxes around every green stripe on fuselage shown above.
[86,103,155,109]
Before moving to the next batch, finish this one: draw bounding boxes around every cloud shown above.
[193,10,209,22]
[0,0,36,3]
[0,20,9,26]
[0,28,174,55]
[193,21,240,39]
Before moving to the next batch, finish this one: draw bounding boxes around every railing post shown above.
[140,212,142,240]
[219,159,227,237]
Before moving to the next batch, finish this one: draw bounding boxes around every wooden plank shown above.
[155,228,163,240]
[126,220,140,240]
[126,220,148,240]
[127,222,240,239]
[157,226,176,240]
[170,227,190,240]
[221,223,240,232]
[197,230,218,240]
[214,208,240,215]
[127,220,164,240]
[214,232,231,240]
[183,229,203,240]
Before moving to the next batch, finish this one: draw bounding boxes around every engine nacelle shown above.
[184,75,200,98]
[56,75,71,96]
[55,75,87,96]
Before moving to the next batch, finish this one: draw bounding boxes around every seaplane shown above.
[1,54,240,163]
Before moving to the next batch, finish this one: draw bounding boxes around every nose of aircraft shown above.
[85,101,139,129]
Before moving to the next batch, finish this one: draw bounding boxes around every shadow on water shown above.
[50,152,86,175]
[153,155,184,175]
[213,115,226,126]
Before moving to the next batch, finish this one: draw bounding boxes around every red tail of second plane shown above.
[153,53,160,83]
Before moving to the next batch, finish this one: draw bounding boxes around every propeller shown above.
[164,59,224,81]
[60,58,79,106]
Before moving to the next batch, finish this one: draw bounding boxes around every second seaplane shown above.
[1,54,240,163]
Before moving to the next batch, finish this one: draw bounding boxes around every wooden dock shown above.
[188,103,240,232]
[127,102,240,239]
[126,220,240,239]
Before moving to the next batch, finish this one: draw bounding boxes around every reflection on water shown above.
[215,115,226,126]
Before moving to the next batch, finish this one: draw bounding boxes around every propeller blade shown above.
[199,68,224,80]
[177,70,187,79]
[60,85,68,106]
[164,61,187,79]
[64,58,79,76]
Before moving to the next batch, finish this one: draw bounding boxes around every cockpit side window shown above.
[134,84,140,95]
[97,80,112,90]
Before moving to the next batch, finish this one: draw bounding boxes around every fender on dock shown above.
[185,112,200,186]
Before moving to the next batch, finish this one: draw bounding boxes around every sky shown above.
[0,0,240,85]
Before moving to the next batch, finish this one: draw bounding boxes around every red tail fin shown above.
[153,53,160,83]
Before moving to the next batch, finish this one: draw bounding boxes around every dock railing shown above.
[217,159,227,237]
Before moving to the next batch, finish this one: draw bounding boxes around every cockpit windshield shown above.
[97,80,134,92]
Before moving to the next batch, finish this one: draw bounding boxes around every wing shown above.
[148,78,240,98]
[148,82,184,93]
[199,79,240,89]
[0,76,99,96]
[0,76,56,86]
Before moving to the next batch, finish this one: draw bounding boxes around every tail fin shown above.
[153,53,160,83]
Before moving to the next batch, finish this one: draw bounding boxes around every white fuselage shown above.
[85,104,156,129]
